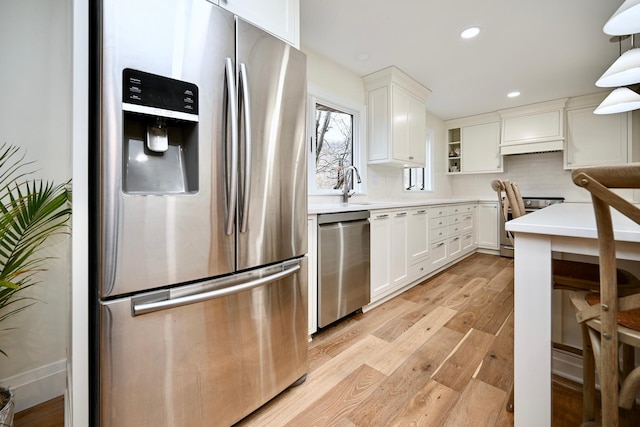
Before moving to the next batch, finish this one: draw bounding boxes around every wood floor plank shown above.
[431,328,496,393]
[283,364,386,427]
[371,316,415,342]
[366,306,458,376]
[475,311,515,392]
[473,286,514,335]
[441,378,507,427]
[401,271,460,304]
[444,287,500,334]
[348,326,464,426]
[237,334,388,426]
[388,380,459,427]
[441,276,490,312]
[310,297,418,359]
[485,265,514,292]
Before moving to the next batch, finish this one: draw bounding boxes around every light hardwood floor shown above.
[17,252,594,426]
[237,252,516,426]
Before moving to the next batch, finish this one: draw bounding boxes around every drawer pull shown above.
[376,214,389,219]
[436,242,445,247]
[416,209,426,214]
[396,212,407,217]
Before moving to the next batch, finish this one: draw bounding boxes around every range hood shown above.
[498,98,567,155]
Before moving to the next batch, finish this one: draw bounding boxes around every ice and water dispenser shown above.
[122,68,199,194]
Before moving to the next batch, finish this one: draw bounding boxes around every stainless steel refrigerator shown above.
[90,1,308,425]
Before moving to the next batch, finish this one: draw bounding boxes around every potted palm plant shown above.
[0,144,71,427]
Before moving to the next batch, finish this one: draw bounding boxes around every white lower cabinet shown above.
[307,216,317,335]
[370,211,393,299]
[390,210,409,287]
[367,202,478,305]
[407,207,430,282]
[478,202,499,250]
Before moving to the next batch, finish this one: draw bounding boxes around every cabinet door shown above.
[447,235,462,260]
[461,122,501,173]
[408,95,426,164]
[391,86,411,162]
[408,208,429,261]
[390,211,409,286]
[221,0,299,46]
[565,107,628,169]
[370,212,392,298]
[368,87,390,162]
[478,202,499,249]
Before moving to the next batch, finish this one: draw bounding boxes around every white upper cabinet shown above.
[364,66,431,168]
[446,113,502,174]
[219,0,300,47]
[564,92,640,169]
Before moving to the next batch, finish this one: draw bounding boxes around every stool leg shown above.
[582,323,596,423]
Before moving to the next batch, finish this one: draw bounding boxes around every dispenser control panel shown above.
[123,68,198,116]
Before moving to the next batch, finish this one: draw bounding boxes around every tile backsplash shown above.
[451,151,595,202]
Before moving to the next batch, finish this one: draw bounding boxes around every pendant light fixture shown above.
[596,35,640,87]
[594,0,640,114]
[594,87,640,114]
[603,0,640,36]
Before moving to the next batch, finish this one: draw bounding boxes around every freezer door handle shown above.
[131,263,301,316]
[225,57,239,235]
[239,62,252,233]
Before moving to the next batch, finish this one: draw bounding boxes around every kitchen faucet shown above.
[341,165,362,203]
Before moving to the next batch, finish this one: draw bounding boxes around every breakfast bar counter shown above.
[506,202,640,426]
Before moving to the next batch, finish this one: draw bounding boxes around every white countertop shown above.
[308,198,479,214]
[506,202,640,242]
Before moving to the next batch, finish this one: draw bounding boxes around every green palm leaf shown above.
[0,143,70,357]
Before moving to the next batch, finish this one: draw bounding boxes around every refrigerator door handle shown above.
[131,263,301,316]
[239,62,252,233]
[225,57,239,235]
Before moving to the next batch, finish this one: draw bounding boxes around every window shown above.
[308,91,364,195]
[403,127,434,192]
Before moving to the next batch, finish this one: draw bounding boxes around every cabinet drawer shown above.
[430,206,449,218]
[409,256,431,280]
[430,226,448,242]
[447,235,462,259]
[431,240,447,266]
[449,205,464,216]
[448,223,462,235]
[430,216,447,229]
[462,232,474,252]
[462,214,473,230]
[447,214,462,226]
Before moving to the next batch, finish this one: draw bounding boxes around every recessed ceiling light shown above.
[460,27,480,39]
[356,53,370,61]
[507,91,521,98]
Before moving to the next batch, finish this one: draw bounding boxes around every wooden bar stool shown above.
[570,164,640,426]
[491,178,640,417]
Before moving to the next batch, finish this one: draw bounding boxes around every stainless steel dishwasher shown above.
[317,210,370,328]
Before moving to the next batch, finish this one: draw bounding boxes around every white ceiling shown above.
[300,0,627,121]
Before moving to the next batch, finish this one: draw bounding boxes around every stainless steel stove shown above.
[500,196,565,257]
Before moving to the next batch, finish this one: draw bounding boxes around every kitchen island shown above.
[506,202,640,427]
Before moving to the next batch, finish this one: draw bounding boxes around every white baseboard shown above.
[552,348,585,385]
[0,359,66,412]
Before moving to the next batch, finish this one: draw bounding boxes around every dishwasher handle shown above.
[132,264,300,316]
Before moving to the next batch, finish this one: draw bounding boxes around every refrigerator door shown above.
[98,259,308,427]
[98,0,236,298]
[236,19,308,271]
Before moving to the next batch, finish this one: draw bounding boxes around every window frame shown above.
[307,87,366,196]
[403,127,434,192]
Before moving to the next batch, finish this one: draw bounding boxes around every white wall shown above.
[0,0,71,412]
[303,46,452,205]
